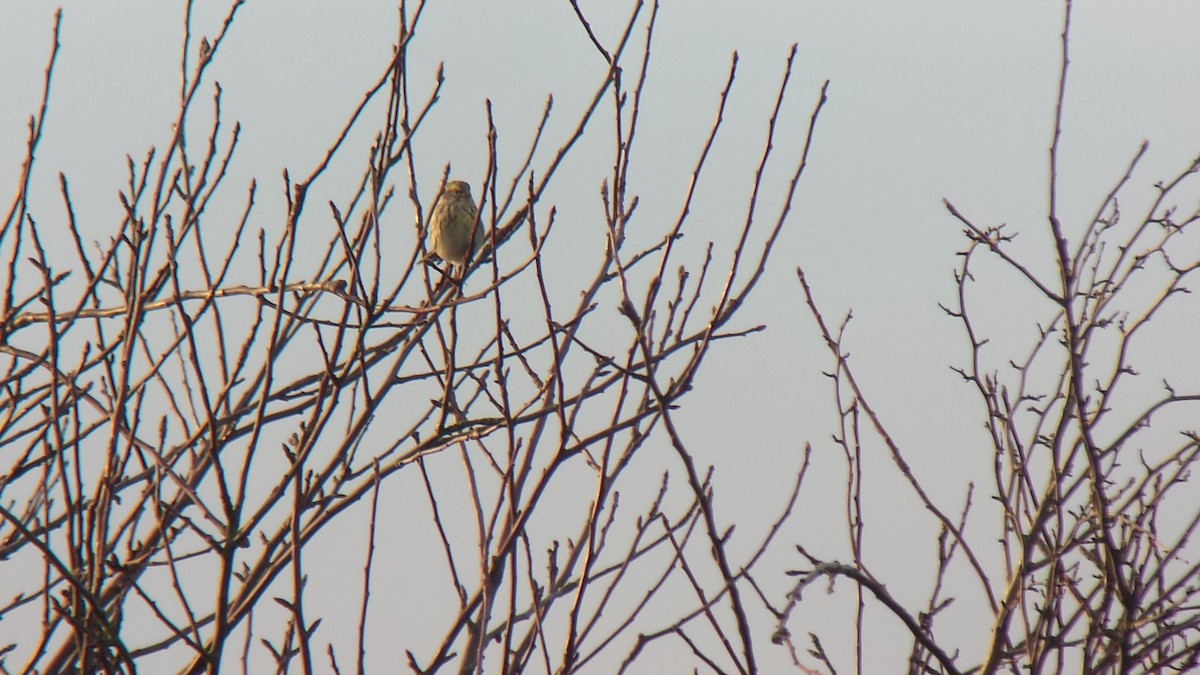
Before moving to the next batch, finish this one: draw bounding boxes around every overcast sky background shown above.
[3,1,1200,672]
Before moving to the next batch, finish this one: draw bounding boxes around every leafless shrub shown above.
[779,2,1200,673]
[0,2,825,673]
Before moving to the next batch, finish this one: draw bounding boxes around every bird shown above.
[427,180,481,270]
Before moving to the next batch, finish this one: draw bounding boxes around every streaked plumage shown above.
[428,180,481,267]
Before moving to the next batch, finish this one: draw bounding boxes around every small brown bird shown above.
[428,180,481,269]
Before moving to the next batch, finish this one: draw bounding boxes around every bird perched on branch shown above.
[427,180,481,270]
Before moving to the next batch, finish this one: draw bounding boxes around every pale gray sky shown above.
[3,1,1200,672]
